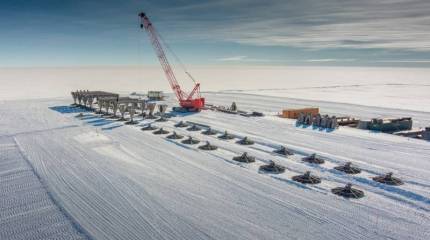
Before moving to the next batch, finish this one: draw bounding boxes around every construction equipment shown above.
[292,171,321,184]
[302,153,325,164]
[273,146,294,156]
[357,117,412,133]
[237,136,254,145]
[232,152,256,163]
[198,141,218,151]
[125,106,138,125]
[187,125,202,132]
[259,161,286,174]
[146,103,157,119]
[331,183,364,199]
[153,128,169,135]
[118,105,127,121]
[334,162,361,174]
[167,131,184,140]
[202,127,217,135]
[218,131,235,140]
[147,91,164,101]
[282,107,319,119]
[139,12,205,111]
[182,136,200,145]
[373,172,404,186]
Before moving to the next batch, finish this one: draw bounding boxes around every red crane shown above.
[139,12,205,111]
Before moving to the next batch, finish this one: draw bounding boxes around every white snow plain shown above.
[0,66,429,239]
[1,66,429,112]
[1,92,429,240]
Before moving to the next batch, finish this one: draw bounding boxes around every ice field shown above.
[1,91,429,240]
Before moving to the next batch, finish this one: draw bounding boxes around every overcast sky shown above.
[1,0,430,67]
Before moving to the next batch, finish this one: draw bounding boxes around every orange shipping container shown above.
[281,108,319,119]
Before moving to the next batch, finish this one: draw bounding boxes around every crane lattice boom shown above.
[139,12,205,111]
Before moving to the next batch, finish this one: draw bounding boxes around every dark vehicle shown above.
[153,128,169,135]
[259,161,286,174]
[182,136,200,145]
[237,137,254,145]
[273,146,294,156]
[334,162,361,174]
[141,124,157,131]
[292,171,321,184]
[331,183,364,199]
[302,153,325,164]
[373,172,403,185]
[218,131,235,140]
[167,131,184,139]
[232,152,256,163]
[198,141,218,150]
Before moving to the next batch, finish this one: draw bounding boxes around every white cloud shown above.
[306,59,356,62]
[162,0,430,51]
[373,59,430,63]
[216,56,248,61]
[216,56,274,62]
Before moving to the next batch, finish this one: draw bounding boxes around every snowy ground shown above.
[205,92,430,128]
[0,136,86,240]
[228,83,430,113]
[1,92,429,240]
[1,66,429,113]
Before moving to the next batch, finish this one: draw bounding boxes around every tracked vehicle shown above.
[331,183,364,199]
[153,128,169,135]
[334,162,361,174]
[141,124,158,131]
[302,153,325,164]
[237,137,254,145]
[273,146,294,156]
[167,131,184,140]
[182,136,200,145]
[232,152,255,163]
[198,141,218,150]
[372,172,403,185]
[259,161,286,174]
[292,171,321,184]
[218,131,235,140]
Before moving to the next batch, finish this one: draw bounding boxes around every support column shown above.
[112,101,118,118]
[119,104,126,121]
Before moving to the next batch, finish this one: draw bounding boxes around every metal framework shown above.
[139,12,205,111]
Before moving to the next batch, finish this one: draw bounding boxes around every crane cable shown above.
[154,28,197,85]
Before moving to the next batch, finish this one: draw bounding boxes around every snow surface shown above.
[229,83,430,113]
[0,137,86,240]
[1,66,429,112]
[1,93,429,240]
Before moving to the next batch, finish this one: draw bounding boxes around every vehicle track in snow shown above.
[0,136,88,240]
[2,98,429,240]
